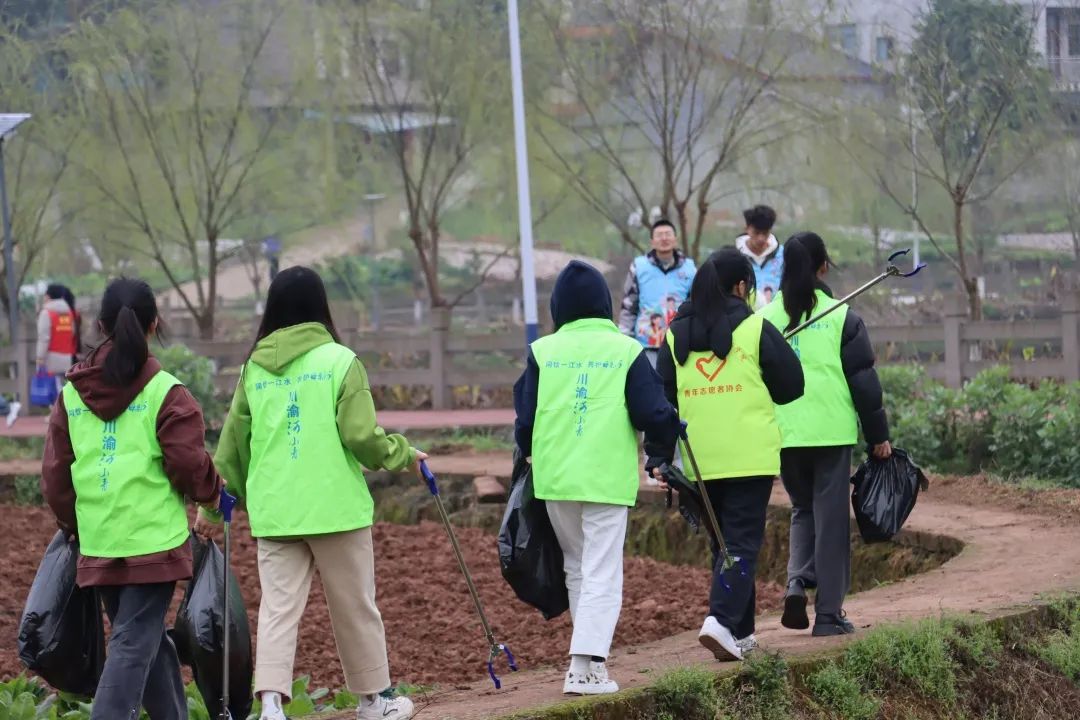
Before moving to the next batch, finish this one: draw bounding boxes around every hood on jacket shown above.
[67,341,163,422]
[41,298,72,316]
[550,260,614,330]
[735,234,780,266]
[669,296,752,365]
[249,322,335,375]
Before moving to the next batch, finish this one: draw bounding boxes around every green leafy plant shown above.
[807,662,880,720]
[652,667,722,720]
[156,344,226,429]
[842,620,958,703]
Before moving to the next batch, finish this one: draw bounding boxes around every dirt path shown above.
[325,469,1080,720]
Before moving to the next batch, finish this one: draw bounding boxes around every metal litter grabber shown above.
[420,460,517,689]
[784,249,926,340]
[666,422,747,592]
[219,489,238,720]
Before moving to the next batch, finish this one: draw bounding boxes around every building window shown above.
[1069,23,1080,57]
[828,24,859,57]
[875,36,895,62]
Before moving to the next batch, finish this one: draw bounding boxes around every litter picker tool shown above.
[420,460,517,689]
[784,248,926,340]
[663,422,747,592]
[218,489,238,720]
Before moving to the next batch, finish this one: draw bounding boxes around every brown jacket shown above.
[41,342,222,587]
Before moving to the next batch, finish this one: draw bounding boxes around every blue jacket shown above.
[617,251,697,348]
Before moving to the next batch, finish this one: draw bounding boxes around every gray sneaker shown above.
[736,635,759,656]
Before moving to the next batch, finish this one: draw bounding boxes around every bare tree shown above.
[534,0,814,259]
[328,0,507,312]
[0,28,81,315]
[67,0,299,338]
[859,0,1051,319]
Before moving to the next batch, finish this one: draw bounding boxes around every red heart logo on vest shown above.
[695,354,726,383]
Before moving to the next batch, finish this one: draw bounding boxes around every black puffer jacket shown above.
[652,296,804,465]
[828,284,890,445]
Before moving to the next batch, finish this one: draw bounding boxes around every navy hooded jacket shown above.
[514,261,679,468]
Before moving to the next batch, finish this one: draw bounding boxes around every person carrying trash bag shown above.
[195,266,427,720]
[653,248,804,661]
[514,260,679,695]
[40,278,224,720]
[759,232,892,637]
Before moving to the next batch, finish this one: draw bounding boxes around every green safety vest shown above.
[668,315,781,480]
[759,290,858,448]
[531,318,642,506]
[65,371,189,558]
[244,342,374,537]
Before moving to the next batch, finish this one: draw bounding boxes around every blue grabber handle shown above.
[888,248,927,278]
[678,420,689,440]
[487,645,519,690]
[219,490,237,523]
[419,460,439,497]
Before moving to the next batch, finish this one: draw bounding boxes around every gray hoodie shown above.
[36,298,74,375]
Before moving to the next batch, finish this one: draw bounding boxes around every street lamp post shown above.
[507,0,539,344]
[0,114,31,345]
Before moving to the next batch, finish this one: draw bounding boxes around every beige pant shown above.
[254,528,390,697]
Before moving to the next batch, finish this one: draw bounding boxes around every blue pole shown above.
[507,0,539,346]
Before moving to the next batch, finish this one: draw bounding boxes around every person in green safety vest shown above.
[653,248,804,662]
[195,267,426,720]
[759,233,892,638]
[41,278,224,720]
[515,260,680,695]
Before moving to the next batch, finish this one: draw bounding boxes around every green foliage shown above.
[806,663,880,720]
[878,364,1080,485]
[729,652,792,720]
[652,667,721,720]
[945,618,1002,670]
[14,476,43,506]
[1035,601,1080,682]
[156,344,225,428]
[842,620,957,702]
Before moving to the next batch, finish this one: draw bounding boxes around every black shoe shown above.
[781,581,810,630]
[813,611,855,637]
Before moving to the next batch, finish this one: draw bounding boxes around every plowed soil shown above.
[0,504,783,690]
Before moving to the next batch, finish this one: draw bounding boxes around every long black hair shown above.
[56,285,82,356]
[252,266,341,354]
[673,248,755,364]
[780,232,831,333]
[98,278,158,387]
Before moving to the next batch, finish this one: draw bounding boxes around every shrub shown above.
[156,344,226,429]
[14,476,43,506]
[807,663,880,720]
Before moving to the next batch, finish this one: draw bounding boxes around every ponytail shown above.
[97,278,159,387]
[780,232,830,334]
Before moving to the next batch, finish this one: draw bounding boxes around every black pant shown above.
[704,476,774,639]
[91,582,185,720]
[781,446,853,616]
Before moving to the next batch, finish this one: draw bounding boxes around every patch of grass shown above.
[727,652,793,720]
[841,620,958,703]
[14,475,42,506]
[807,662,880,720]
[392,682,435,697]
[946,618,1002,669]
[0,436,44,461]
[652,667,721,720]
[1034,615,1080,681]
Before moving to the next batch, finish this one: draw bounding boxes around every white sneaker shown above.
[698,616,743,661]
[260,698,287,720]
[562,661,619,695]
[357,694,416,720]
[736,634,759,656]
[5,401,19,428]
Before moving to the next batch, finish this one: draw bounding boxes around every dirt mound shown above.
[0,504,783,690]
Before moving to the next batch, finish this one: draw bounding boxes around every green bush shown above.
[878,364,1080,485]
[14,477,42,506]
[806,663,880,720]
[156,344,226,429]
[841,620,957,703]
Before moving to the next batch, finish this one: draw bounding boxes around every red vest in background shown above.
[47,310,76,355]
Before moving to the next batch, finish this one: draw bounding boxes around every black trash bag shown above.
[851,447,930,544]
[171,533,253,720]
[17,531,105,697]
[498,450,569,620]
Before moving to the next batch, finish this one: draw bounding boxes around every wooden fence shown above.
[3,292,1078,410]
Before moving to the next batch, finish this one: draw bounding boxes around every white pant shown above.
[545,501,629,658]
